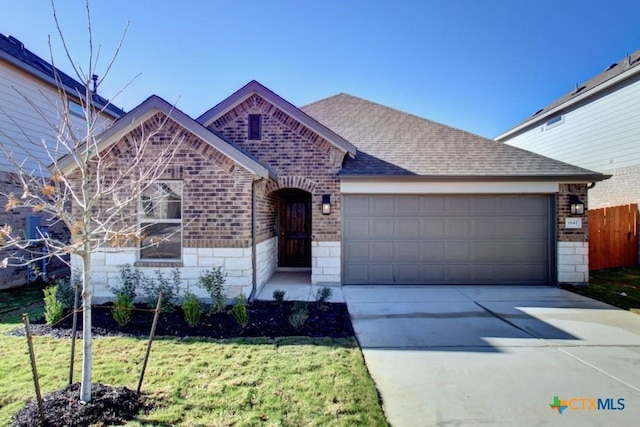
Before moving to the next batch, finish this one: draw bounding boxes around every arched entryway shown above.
[277,189,312,268]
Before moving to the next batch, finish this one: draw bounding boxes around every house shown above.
[0,34,124,288]
[496,49,640,210]
[72,80,607,300]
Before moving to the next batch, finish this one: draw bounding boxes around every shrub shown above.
[43,285,64,325]
[197,267,227,314]
[288,301,308,329]
[182,292,202,327]
[111,264,141,301]
[273,289,286,305]
[231,293,249,328]
[315,286,333,308]
[112,293,133,327]
[53,274,80,310]
[142,268,181,313]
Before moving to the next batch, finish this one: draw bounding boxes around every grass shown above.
[0,284,387,426]
[562,266,640,314]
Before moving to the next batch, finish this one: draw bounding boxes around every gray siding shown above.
[503,77,640,172]
[0,63,111,174]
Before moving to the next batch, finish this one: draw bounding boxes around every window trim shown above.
[138,180,183,262]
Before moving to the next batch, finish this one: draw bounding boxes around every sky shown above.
[2,0,640,138]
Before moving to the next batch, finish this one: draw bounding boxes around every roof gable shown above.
[197,80,356,156]
[58,95,271,178]
[302,93,606,182]
[497,48,640,140]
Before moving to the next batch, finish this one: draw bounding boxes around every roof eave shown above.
[496,65,640,141]
[196,80,357,156]
[338,174,611,183]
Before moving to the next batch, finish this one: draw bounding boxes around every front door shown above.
[279,191,312,267]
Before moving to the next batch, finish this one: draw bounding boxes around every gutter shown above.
[247,177,264,303]
[338,174,611,183]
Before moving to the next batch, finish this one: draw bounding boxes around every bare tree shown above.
[0,1,183,402]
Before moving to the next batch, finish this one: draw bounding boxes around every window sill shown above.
[135,261,184,268]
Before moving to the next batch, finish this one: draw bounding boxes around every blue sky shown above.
[2,0,640,138]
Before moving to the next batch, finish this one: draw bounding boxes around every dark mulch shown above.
[9,300,354,426]
[12,383,148,427]
[12,300,354,339]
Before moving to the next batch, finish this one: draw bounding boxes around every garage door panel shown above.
[373,242,394,260]
[398,241,420,260]
[343,195,551,285]
[422,218,445,236]
[345,218,369,237]
[373,218,394,236]
[421,241,445,261]
[396,218,420,235]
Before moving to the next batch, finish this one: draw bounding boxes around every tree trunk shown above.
[79,252,92,402]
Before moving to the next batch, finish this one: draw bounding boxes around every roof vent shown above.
[605,63,618,71]
[573,84,585,95]
[7,35,24,50]
[532,108,543,116]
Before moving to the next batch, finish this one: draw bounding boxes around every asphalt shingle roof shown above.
[301,93,605,180]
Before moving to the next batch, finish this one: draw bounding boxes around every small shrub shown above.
[43,285,64,325]
[315,286,333,307]
[182,292,202,327]
[231,293,249,328]
[288,301,308,329]
[112,292,133,327]
[197,267,227,314]
[53,274,80,310]
[142,268,181,313]
[111,264,140,301]
[273,289,286,305]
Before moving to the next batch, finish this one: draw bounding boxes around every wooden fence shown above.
[589,203,638,270]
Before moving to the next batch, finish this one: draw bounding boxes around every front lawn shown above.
[562,267,640,314]
[0,285,387,426]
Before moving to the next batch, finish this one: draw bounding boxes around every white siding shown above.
[503,77,640,172]
[0,62,112,175]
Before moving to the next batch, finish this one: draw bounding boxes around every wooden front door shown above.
[279,191,312,267]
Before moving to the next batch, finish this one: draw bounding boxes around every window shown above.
[68,100,84,117]
[248,114,261,140]
[545,115,564,129]
[139,181,182,260]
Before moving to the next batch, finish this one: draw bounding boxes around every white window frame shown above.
[138,181,183,261]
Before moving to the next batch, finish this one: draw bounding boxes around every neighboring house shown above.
[0,34,124,288]
[73,80,606,300]
[496,49,640,210]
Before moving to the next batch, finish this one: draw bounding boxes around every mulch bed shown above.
[9,300,355,426]
[12,383,148,427]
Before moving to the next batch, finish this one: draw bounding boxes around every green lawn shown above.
[0,285,387,426]
[562,266,640,314]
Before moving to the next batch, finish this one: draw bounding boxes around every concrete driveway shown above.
[343,286,640,426]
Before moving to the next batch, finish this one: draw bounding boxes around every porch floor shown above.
[256,271,344,303]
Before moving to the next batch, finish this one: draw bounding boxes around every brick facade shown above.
[210,94,346,243]
[588,165,640,209]
[557,183,589,284]
[0,171,69,288]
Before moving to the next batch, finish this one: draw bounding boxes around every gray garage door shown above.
[343,195,552,285]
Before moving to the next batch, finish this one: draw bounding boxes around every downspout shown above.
[587,182,596,189]
[248,177,264,303]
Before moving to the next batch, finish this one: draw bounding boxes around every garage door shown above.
[343,195,552,285]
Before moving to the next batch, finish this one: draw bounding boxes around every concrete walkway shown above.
[343,286,640,426]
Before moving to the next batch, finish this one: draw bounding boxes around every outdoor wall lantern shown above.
[322,195,331,215]
[569,195,585,215]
